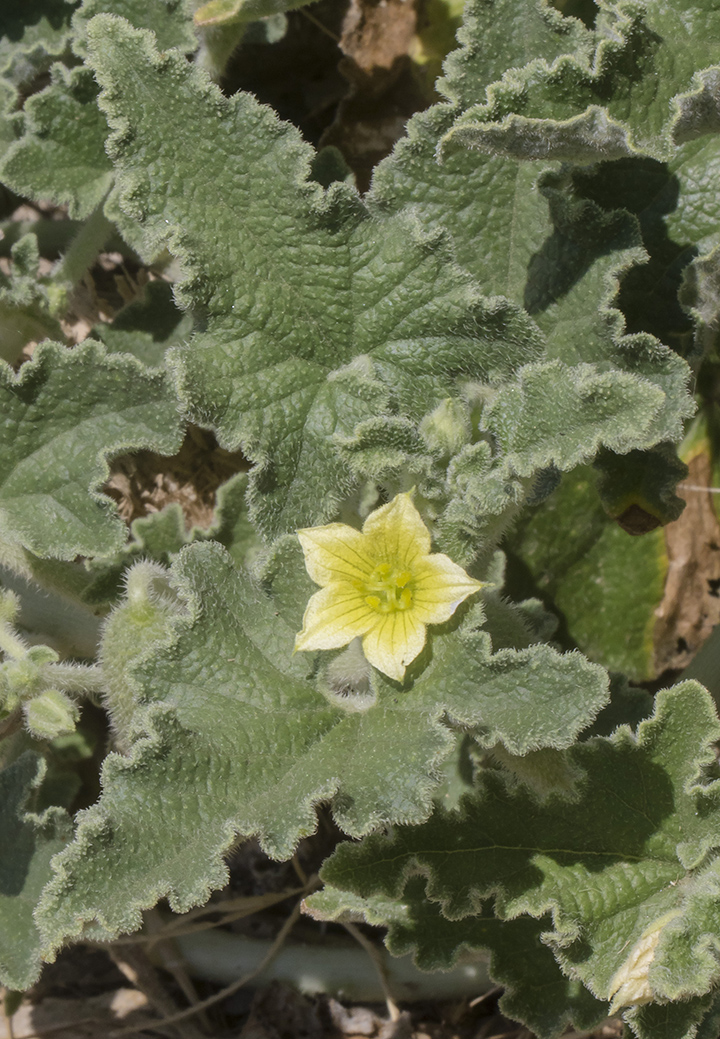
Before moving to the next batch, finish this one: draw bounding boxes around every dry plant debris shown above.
[654,451,720,673]
[103,426,250,531]
[321,0,430,191]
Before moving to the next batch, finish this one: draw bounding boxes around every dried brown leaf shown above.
[654,452,720,672]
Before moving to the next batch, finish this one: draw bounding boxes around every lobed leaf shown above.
[308,879,607,1039]
[85,14,550,537]
[71,0,197,56]
[444,0,720,162]
[0,753,71,991]
[321,682,720,1034]
[0,0,76,89]
[0,65,112,219]
[367,1,694,487]
[36,538,608,952]
[0,340,183,560]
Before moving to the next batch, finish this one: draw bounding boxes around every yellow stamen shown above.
[295,492,484,682]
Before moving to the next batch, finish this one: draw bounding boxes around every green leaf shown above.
[510,465,668,680]
[93,279,195,367]
[309,879,608,1039]
[71,0,197,57]
[321,682,720,1027]
[369,112,553,306]
[85,14,695,542]
[0,339,183,560]
[0,234,64,365]
[0,3,198,235]
[483,358,688,474]
[0,65,112,219]
[0,753,71,990]
[629,998,717,1039]
[0,0,76,89]
[439,0,593,111]
[366,4,695,492]
[373,105,555,304]
[82,469,259,606]
[444,1,720,162]
[544,159,696,363]
[36,538,608,952]
[84,14,549,537]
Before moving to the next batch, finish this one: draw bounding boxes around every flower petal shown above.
[361,493,431,567]
[411,554,483,626]
[362,610,428,682]
[297,524,374,586]
[295,582,377,652]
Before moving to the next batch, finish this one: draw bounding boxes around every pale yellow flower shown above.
[294,493,483,682]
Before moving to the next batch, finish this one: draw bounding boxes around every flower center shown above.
[361,563,414,613]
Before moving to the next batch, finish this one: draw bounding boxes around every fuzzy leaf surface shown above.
[367,4,694,453]
[84,14,552,536]
[484,359,687,471]
[86,14,695,537]
[367,0,594,297]
[37,539,608,951]
[71,0,197,56]
[0,753,71,990]
[510,466,667,680]
[0,0,76,87]
[0,65,112,219]
[445,0,720,162]
[322,682,720,1021]
[308,879,607,1039]
[0,340,183,560]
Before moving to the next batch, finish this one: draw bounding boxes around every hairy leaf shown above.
[322,682,720,1027]
[308,879,607,1039]
[440,0,593,111]
[84,14,551,537]
[0,340,183,560]
[71,0,197,56]
[0,65,112,219]
[0,753,71,990]
[367,3,694,471]
[484,359,686,472]
[367,0,595,297]
[36,538,608,952]
[85,15,695,543]
[445,1,720,162]
[0,0,76,88]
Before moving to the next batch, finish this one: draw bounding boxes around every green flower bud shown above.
[24,690,79,740]
[420,398,470,457]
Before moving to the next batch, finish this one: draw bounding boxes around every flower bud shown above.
[24,690,79,740]
[420,398,470,457]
